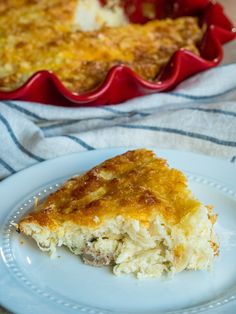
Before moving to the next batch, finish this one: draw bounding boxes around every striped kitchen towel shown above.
[0,63,236,180]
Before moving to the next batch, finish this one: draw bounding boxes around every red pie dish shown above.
[0,0,235,107]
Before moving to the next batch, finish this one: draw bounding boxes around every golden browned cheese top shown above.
[20,149,201,229]
[0,0,203,93]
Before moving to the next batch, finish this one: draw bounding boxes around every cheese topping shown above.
[0,1,203,93]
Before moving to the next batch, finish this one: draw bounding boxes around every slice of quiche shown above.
[18,149,218,278]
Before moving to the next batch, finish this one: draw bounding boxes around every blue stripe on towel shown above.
[0,113,45,162]
[170,86,236,100]
[231,156,236,163]
[41,116,118,131]
[101,107,149,117]
[0,158,16,174]
[63,135,94,150]
[186,107,236,117]
[118,124,236,147]
[41,120,83,130]
[1,101,47,121]
[101,107,236,119]
[101,107,128,115]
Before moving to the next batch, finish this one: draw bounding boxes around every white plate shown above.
[0,148,236,314]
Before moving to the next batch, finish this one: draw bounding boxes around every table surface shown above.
[219,0,236,64]
[0,1,235,314]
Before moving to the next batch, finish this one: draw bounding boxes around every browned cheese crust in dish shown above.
[0,0,203,93]
[18,149,218,278]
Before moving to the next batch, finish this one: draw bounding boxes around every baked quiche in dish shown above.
[18,149,218,279]
[0,0,203,93]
